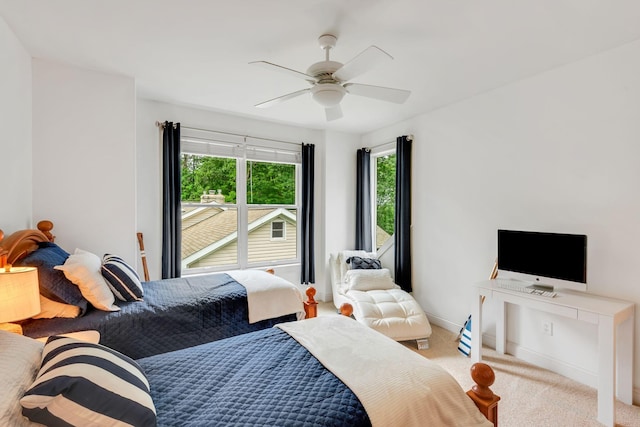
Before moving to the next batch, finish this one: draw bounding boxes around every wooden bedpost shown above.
[466,362,500,426]
[37,220,55,242]
[0,229,7,268]
[303,287,318,319]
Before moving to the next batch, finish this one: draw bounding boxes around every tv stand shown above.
[472,280,634,427]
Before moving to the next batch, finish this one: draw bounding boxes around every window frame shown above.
[180,129,301,275]
[371,143,396,252]
[270,220,285,240]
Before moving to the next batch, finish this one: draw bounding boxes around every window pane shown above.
[181,154,237,203]
[180,147,300,272]
[246,161,295,205]
[181,206,238,268]
[248,208,297,263]
[376,154,395,250]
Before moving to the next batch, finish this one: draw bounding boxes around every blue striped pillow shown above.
[20,336,156,426]
[101,254,144,302]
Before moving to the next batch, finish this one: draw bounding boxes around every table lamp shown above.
[0,266,41,334]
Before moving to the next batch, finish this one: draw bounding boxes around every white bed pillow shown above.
[55,248,120,312]
[0,331,43,427]
[32,295,81,319]
[344,268,399,291]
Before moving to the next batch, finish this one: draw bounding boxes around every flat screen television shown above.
[497,229,587,292]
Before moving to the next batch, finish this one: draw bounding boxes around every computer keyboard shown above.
[494,279,557,298]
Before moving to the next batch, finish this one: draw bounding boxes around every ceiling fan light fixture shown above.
[311,83,346,107]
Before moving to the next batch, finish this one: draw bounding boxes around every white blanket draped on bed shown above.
[227,270,305,323]
[277,316,492,427]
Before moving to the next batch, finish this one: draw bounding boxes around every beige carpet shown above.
[403,324,640,427]
[317,303,639,426]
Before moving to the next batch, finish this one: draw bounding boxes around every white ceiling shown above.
[2,0,640,134]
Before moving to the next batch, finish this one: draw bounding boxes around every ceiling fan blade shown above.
[249,61,316,83]
[325,105,343,121]
[254,88,310,108]
[332,46,393,82]
[344,83,411,104]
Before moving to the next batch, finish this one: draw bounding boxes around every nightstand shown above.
[35,330,100,344]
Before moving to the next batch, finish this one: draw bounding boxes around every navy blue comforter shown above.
[21,273,296,359]
[138,326,371,427]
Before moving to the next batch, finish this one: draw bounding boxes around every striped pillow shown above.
[20,336,156,426]
[101,254,144,302]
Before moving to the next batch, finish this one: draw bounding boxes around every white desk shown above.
[472,280,634,427]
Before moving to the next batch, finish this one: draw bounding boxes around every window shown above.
[180,129,300,274]
[271,221,285,239]
[372,149,396,250]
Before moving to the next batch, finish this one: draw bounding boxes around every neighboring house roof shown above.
[376,226,391,248]
[181,204,296,265]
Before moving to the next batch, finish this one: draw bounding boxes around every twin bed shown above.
[0,222,500,426]
[0,222,306,358]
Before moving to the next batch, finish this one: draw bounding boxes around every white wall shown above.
[0,16,32,232]
[322,131,361,297]
[363,40,640,400]
[135,100,357,300]
[32,59,137,264]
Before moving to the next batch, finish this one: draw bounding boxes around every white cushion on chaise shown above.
[330,251,432,341]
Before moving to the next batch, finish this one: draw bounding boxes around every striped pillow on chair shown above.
[20,336,156,426]
[101,254,144,302]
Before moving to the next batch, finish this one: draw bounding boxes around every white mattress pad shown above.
[345,288,432,341]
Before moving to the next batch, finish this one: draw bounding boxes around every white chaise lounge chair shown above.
[329,250,432,344]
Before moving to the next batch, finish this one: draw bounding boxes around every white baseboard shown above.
[484,335,640,406]
[427,314,466,335]
[480,334,597,388]
[313,289,330,303]
[426,313,640,406]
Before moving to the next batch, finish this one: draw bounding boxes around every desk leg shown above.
[495,296,506,355]
[471,290,483,363]
[597,315,615,427]
[616,313,634,405]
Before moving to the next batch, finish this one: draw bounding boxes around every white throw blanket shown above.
[227,270,304,323]
[278,316,492,427]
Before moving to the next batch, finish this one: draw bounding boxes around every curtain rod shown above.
[367,134,414,150]
[155,121,302,147]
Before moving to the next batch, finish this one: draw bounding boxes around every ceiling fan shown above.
[250,34,411,121]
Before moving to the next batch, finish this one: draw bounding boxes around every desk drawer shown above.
[577,310,599,324]
[497,292,578,319]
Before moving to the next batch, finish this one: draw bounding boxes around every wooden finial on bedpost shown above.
[339,302,353,317]
[37,220,55,242]
[303,287,318,319]
[466,363,500,426]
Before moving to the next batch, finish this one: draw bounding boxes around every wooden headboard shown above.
[0,230,6,268]
[0,220,55,267]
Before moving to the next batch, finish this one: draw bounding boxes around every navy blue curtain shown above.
[300,143,315,284]
[161,121,181,279]
[356,148,372,251]
[394,135,412,292]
